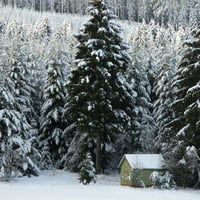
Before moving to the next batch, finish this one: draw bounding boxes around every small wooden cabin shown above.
[118,154,165,187]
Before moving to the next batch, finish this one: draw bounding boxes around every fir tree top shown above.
[74,0,130,74]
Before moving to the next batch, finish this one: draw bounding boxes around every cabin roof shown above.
[118,154,165,170]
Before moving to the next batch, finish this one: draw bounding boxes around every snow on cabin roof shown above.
[119,154,165,170]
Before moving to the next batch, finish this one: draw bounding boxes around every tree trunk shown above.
[96,133,101,174]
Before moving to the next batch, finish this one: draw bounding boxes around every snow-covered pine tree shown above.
[154,26,183,152]
[165,21,200,188]
[154,61,175,152]
[78,152,96,185]
[29,16,52,85]
[33,16,51,42]
[5,19,38,127]
[55,21,77,167]
[0,82,39,181]
[57,21,77,70]
[39,29,69,169]
[0,83,24,181]
[0,19,40,180]
[127,21,156,153]
[26,16,53,141]
[66,0,134,173]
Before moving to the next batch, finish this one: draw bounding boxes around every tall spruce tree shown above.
[153,27,183,153]
[127,21,157,153]
[66,0,134,173]
[26,17,53,151]
[39,30,69,169]
[165,21,200,188]
[0,19,40,180]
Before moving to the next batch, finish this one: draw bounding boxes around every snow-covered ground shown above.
[0,170,200,200]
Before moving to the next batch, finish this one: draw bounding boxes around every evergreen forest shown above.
[0,0,200,188]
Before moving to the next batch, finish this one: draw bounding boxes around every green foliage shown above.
[164,21,200,188]
[66,0,134,172]
[150,171,177,190]
[78,153,96,185]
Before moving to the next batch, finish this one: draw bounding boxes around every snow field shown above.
[0,170,200,200]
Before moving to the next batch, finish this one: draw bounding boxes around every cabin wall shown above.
[120,165,164,187]
[119,156,164,187]
[132,169,154,187]
[120,160,132,186]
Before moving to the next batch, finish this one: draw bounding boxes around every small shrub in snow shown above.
[78,152,96,185]
[150,171,176,190]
